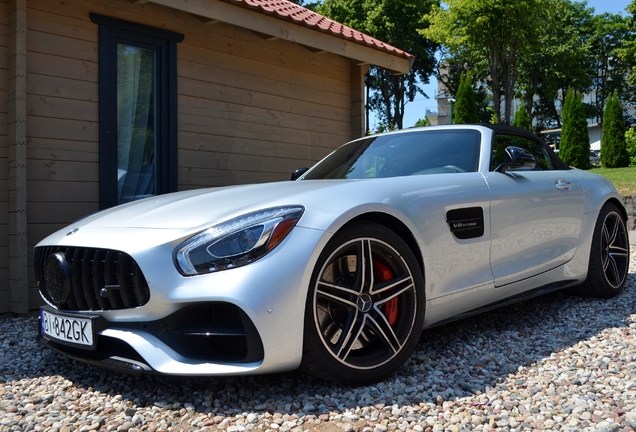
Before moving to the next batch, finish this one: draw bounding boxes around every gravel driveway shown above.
[1,245,636,432]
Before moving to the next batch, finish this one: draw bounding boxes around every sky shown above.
[385,0,632,129]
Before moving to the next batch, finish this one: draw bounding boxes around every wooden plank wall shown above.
[8,0,29,314]
[0,0,8,314]
[172,10,352,189]
[25,0,100,308]
[21,0,353,310]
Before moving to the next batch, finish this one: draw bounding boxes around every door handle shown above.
[555,180,571,191]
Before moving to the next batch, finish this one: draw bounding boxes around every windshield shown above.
[302,130,482,180]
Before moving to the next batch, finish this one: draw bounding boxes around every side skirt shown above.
[426,279,577,329]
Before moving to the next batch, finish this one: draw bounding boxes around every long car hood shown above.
[72,181,352,230]
[40,173,489,254]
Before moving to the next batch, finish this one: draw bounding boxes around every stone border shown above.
[625,196,635,231]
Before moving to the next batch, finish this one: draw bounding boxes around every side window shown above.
[490,134,553,171]
[91,14,183,209]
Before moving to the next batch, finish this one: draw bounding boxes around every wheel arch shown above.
[300,212,427,383]
[567,197,630,297]
[603,197,628,222]
[338,212,425,278]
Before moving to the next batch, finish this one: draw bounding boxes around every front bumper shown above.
[38,302,265,374]
[35,225,328,375]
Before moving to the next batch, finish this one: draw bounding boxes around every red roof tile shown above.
[223,0,414,60]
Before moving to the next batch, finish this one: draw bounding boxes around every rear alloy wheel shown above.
[571,203,629,298]
[300,222,425,384]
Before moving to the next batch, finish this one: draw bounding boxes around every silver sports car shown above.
[35,124,630,384]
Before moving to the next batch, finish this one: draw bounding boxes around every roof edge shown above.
[144,0,414,74]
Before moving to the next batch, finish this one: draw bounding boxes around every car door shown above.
[484,133,584,287]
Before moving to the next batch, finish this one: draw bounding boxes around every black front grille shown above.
[35,246,150,311]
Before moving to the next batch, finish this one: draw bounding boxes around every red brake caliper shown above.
[374,259,398,327]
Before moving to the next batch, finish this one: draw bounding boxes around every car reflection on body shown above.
[35,125,630,384]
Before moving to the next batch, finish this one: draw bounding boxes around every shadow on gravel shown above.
[4,269,635,416]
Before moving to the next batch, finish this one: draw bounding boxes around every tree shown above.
[517,0,594,129]
[512,102,532,131]
[318,0,438,130]
[619,0,636,90]
[559,89,590,169]
[589,13,631,124]
[434,56,492,123]
[423,0,544,124]
[414,118,430,127]
[600,95,630,168]
[453,73,478,124]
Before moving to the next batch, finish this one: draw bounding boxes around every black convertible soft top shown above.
[480,124,571,171]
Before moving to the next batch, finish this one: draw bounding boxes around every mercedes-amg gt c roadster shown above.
[35,124,630,384]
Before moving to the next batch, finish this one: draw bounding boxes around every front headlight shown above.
[174,206,305,276]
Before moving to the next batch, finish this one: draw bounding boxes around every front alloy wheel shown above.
[301,222,424,384]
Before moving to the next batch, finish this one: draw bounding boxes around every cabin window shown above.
[490,134,553,171]
[91,14,183,209]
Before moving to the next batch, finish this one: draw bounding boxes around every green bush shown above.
[512,102,532,131]
[626,128,636,165]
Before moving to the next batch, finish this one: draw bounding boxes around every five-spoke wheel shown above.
[570,203,629,298]
[301,222,424,384]
[599,209,629,289]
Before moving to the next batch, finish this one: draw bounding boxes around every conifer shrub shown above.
[600,95,630,168]
[559,89,590,169]
[453,73,479,124]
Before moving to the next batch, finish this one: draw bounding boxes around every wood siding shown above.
[175,13,352,189]
[0,0,8,313]
[15,0,356,311]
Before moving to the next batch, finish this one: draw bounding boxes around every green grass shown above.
[590,166,636,197]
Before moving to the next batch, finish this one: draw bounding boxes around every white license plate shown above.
[40,309,95,348]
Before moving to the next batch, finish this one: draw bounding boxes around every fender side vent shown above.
[446,207,484,239]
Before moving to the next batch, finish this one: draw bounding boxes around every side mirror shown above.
[495,146,536,173]
[291,167,309,181]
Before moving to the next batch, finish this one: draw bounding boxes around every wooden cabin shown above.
[0,0,413,314]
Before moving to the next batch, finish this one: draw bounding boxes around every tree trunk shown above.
[394,76,405,129]
[503,60,512,125]
[491,49,502,123]
[365,77,370,134]
[503,35,519,126]
[381,82,392,128]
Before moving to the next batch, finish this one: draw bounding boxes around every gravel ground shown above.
[1,247,636,432]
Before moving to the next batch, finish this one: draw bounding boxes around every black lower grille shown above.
[35,246,150,311]
[151,304,265,363]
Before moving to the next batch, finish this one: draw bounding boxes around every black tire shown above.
[300,222,425,384]
[569,203,630,298]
